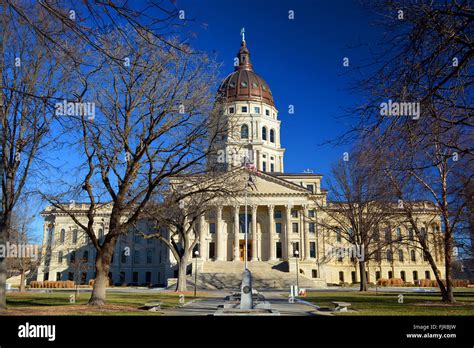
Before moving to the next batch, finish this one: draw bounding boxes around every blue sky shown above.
[177,0,382,177]
[29,1,384,239]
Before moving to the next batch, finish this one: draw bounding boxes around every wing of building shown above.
[37,37,445,289]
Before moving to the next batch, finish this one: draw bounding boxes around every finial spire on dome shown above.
[236,28,252,71]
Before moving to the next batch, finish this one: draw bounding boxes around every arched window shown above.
[241,124,249,139]
[262,127,267,140]
[270,129,275,143]
[396,227,402,240]
[60,229,65,243]
[410,250,416,262]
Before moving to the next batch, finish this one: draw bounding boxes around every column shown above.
[268,205,276,260]
[303,205,310,260]
[216,206,225,261]
[251,205,258,261]
[233,205,240,261]
[199,214,207,260]
[285,204,292,260]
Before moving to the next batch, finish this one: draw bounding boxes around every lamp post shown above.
[294,249,299,294]
[194,250,199,298]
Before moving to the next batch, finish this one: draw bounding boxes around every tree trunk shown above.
[175,257,188,292]
[19,269,26,293]
[359,260,367,291]
[443,239,455,303]
[88,241,115,306]
[0,219,9,310]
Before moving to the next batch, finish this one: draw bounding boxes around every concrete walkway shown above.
[162,290,319,316]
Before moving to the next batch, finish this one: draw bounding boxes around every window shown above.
[307,184,314,193]
[375,250,381,262]
[336,228,342,242]
[56,272,61,281]
[134,251,140,264]
[410,250,416,262]
[254,106,260,114]
[413,271,418,281]
[240,124,249,138]
[265,109,270,116]
[132,272,138,284]
[68,272,74,281]
[308,210,315,218]
[338,254,343,262]
[276,242,282,258]
[262,162,267,172]
[60,229,65,243]
[425,271,431,279]
[373,229,380,242]
[81,272,87,285]
[274,210,282,219]
[121,249,127,264]
[262,127,267,140]
[423,251,428,262]
[275,223,282,233]
[351,271,356,283]
[72,229,78,244]
[388,271,393,279]
[408,228,414,240]
[291,210,298,218]
[240,82,248,88]
[396,227,402,240]
[209,242,216,259]
[270,163,274,172]
[145,272,151,284]
[146,249,153,264]
[252,82,258,88]
[310,242,316,258]
[420,228,427,242]
[376,271,381,280]
[98,228,104,243]
[241,106,248,113]
[292,242,300,256]
[312,270,317,278]
[386,250,393,262]
[119,271,126,284]
[229,107,235,114]
[270,129,275,143]
[209,223,216,234]
[83,250,89,263]
[398,250,404,262]
[292,222,299,233]
[384,228,391,242]
[58,251,63,264]
[339,271,344,283]
[309,222,315,233]
[70,251,76,264]
[401,271,406,281]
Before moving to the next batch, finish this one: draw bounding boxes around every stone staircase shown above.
[187,260,326,290]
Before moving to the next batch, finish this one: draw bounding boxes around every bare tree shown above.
[0,3,69,309]
[42,27,226,305]
[316,148,397,291]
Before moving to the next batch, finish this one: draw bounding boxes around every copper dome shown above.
[217,40,274,107]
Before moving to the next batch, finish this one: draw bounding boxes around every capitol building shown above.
[37,37,444,289]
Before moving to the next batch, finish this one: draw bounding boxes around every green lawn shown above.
[302,289,474,316]
[5,291,198,316]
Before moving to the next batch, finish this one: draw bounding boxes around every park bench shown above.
[332,301,351,312]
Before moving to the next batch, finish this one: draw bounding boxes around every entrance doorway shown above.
[238,239,252,261]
